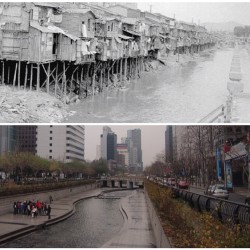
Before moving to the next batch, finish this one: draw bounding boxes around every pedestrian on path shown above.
[47,205,51,219]
[49,195,53,204]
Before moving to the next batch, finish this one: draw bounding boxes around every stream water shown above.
[63,48,250,123]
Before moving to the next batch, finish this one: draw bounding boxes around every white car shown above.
[211,184,229,200]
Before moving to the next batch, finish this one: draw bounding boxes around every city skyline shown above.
[85,125,166,166]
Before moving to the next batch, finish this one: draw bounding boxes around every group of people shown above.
[13,199,52,219]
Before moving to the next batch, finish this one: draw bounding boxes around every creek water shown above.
[2,190,132,248]
[64,48,247,123]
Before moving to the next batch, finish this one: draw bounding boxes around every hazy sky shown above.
[85,125,166,167]
[137,2,250,25]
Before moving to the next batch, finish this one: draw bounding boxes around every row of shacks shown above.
[0,2,217,97]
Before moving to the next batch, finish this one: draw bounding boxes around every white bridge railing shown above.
[198,104,225,123]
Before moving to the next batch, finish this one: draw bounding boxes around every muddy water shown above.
[65,48,238,123]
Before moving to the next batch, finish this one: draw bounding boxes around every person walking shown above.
[47,205,51,219]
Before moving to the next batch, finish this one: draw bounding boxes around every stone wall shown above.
[145,190,172,248]
[0,182,101,216]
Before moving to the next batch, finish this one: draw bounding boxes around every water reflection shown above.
[65,49,240,123]
[3,191,131,248]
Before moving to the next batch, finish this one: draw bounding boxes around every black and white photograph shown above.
[0,2,250,123]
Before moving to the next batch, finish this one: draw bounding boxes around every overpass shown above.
[100,176,144,189]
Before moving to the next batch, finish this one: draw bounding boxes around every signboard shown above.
[225,160,233,189]
[216,148,221,179]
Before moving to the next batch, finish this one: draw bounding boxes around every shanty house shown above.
[58,9,97,64]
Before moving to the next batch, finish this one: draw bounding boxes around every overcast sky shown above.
[85,125,166,167]
[137,2,250,25]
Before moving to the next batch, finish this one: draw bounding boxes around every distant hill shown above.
[202,22,242,32]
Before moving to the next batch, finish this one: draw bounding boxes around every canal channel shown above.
[64,48,250,123]
[2,191,132,248]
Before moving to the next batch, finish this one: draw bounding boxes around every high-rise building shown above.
[36,125,85,162]
[127,129,143,172]
[0,126,16,154]
[117,143,129,167]
[107,132,117,161]
[16,125,37,154]
[100,126,112,160]
[165,126,173,163]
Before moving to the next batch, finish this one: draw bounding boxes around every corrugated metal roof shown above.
[123,29,141,37]
[62,8,97,18]
[30,21,58,33]
[30,21,79,41]
[34,2,60,8]
[121,17,137,25]
[118,34,133,40]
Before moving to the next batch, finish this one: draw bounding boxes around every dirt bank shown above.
[0,86,69,123]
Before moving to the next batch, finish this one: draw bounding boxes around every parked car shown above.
[204,185,215,195]
[167,178,176,186]
[178,180,189,189]
[208,184,229,200]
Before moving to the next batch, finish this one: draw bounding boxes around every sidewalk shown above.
[0,188,104,245]
[102,189,157,248]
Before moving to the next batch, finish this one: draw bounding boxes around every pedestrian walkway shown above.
[0,188,104,245]
[102,189,156,248]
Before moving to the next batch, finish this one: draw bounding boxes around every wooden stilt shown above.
[80,65,83,89]
[120,58,123,82]
[18,60,21,89]
[107,62,110,87]
[24,64,28,89]
[116,60,119,74]
[124,57,127,81]
[63,61,66,95]
[7,64,10,84]
[2,61,5,85]
[30,64,33,90]
[103,63,106,88]
[46,62,50,93]
[13,62,18,87]
[100,69,103,92]
[92,72,95,96]
[37,63,40,91]
[55,62,58,96]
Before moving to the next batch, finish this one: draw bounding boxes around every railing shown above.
[198,104,225,123]
[168,186,250,227]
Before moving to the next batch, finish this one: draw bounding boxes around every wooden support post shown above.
[2,61,5,85]
[46,62,50,94]
[86,64,90,96]
[120,58,123,82]
[13,62,18,87]
[18,60,21,89]
[70,71,74,95]
[124,57,127,81]
[116,60,119,74]
[63,62,66,95]
[30,64,33,90]
[55,62,58,96]
[37,63,40,91]
[24,64,28,89]
[92,71,95,96]
[100,69,103,92]
[103,63,106,88]
[107,62,110,87]
[7,64,10,84]
[135,57,138,79]
[80,65,83,89]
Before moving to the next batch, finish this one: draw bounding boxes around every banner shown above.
[216,148,221,179]
[225,160,233,189]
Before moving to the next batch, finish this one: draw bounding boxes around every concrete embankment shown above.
[145,189,172,248]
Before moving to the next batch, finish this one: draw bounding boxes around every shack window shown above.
[108,25,110,31]
[111,22,114,32]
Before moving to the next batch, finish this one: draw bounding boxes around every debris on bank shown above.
[0,86,68,123]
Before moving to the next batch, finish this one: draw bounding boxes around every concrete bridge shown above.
[100,176,144,189]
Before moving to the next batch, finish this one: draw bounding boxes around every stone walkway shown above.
[102,189,156,248]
